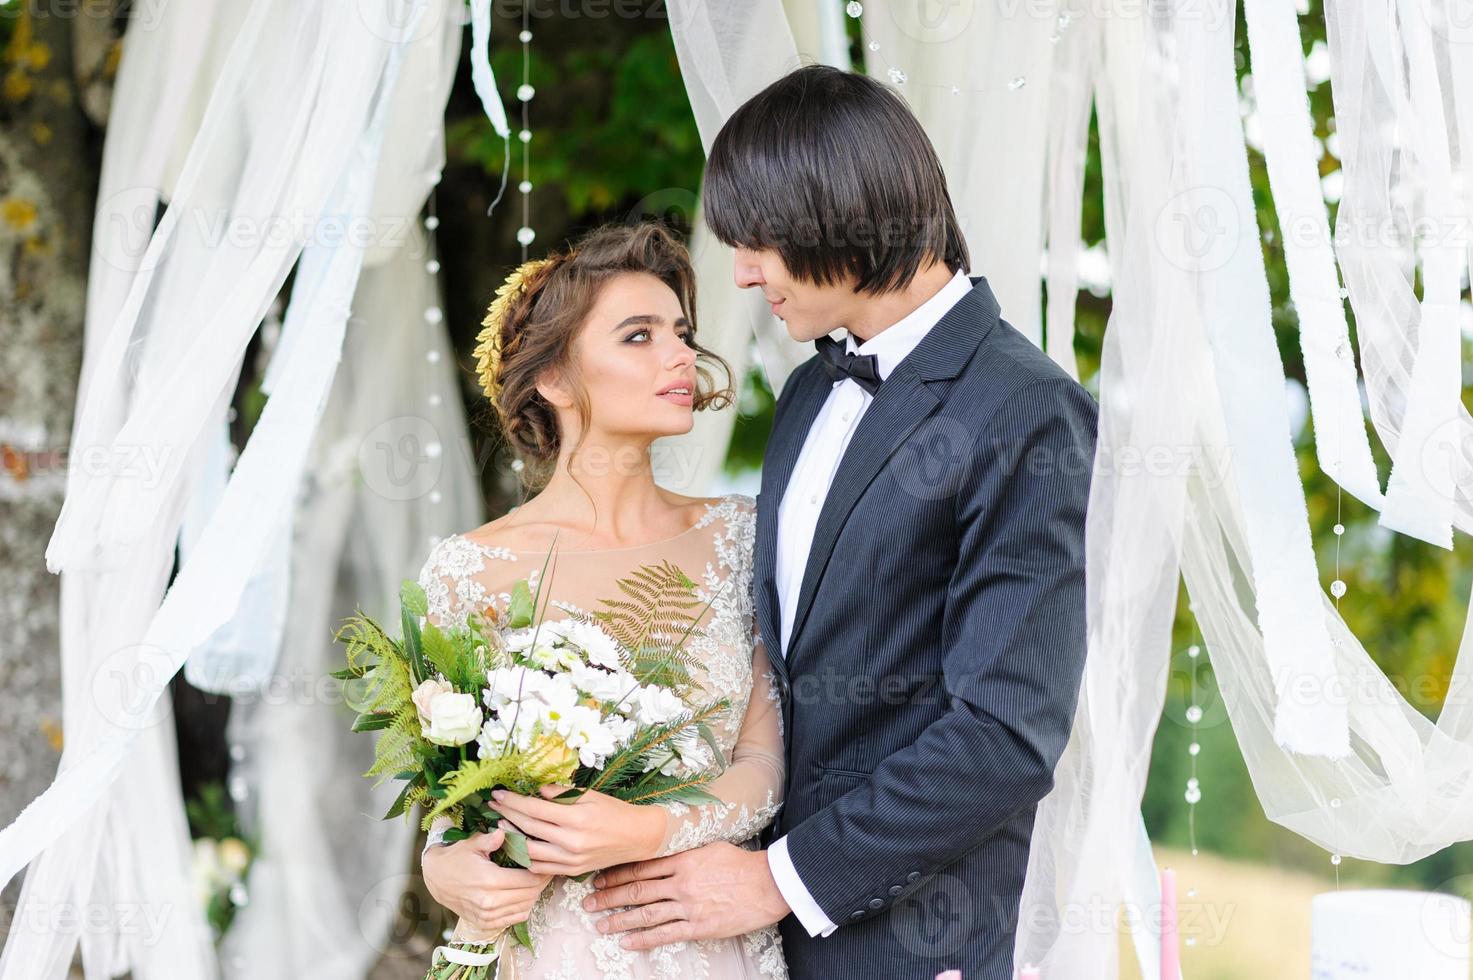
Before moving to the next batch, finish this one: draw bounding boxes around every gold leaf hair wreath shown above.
[473,254,569,402]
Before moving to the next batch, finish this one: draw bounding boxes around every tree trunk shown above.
[0,5,111,939]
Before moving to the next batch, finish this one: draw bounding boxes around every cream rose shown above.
[411,677,453,728]
[421,690,484,746]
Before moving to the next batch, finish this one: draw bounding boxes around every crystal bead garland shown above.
[847,0,1073,96]
[1181,618,1209,953]
[515,7,534,259]
[424,191,445,549]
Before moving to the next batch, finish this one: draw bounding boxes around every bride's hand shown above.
[492,785,668,877]
[422,828,552,937]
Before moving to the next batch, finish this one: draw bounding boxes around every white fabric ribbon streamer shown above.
[179,416,294,695]
[1180,13,1349,758]
[1373,0,1462,549]
[469,0,512,215]
[468,0,510,138]
[1241,0,1384,513]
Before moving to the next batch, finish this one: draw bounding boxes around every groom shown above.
[584,65,1097,979]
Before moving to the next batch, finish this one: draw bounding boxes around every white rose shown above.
[411,677,453,728]
[421,691,483,746]
[633,685,687,727]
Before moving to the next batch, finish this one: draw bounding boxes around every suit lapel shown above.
[783,369,939,663]
[755,365,831,683]
[783,276,1002,665]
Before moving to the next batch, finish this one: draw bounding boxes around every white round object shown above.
[1312,890,1471,979]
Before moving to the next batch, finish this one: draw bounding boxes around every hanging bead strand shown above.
[515,6,535,258]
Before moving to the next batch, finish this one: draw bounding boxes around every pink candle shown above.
[1018,966,1041,980]
[1160,867,1180,980]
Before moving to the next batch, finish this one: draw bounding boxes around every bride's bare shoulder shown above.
[669,491,753,514]
[459,510,553,554]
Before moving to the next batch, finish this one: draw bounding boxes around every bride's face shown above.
[732,246,858,343]
[540,272,700,448]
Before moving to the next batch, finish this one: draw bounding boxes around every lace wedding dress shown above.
[416,493,788,979]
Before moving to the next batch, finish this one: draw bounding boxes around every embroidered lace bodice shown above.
[415,492,787,979]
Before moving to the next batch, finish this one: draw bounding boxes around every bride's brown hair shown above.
[486,222,734,488]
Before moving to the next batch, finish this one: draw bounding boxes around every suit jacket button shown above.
[906,871,920,882]
[888,885,903,896]
[868,898,884,909]
[850,910,865,920]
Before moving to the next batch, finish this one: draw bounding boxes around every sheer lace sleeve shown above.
[654,643,785,856]
[415,535,514,855]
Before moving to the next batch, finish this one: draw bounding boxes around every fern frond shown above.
[616,774,721,806]
[423,743,569,825]
[365,724,420,786]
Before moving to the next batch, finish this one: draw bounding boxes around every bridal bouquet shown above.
[333,557,729,980]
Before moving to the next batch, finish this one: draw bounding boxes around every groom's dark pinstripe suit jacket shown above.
[754,275,1097,980]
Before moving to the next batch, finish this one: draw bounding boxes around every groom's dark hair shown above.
[703,64,970,296]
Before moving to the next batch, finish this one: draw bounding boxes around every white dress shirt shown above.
[766,270,974,938]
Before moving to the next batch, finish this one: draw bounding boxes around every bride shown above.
[415,222,787,978]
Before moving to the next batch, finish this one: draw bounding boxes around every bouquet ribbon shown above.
[431,920,520,978]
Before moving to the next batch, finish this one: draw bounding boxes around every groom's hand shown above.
[581,841,790,949]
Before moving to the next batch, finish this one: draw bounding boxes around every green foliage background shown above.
[433,1,1472,894]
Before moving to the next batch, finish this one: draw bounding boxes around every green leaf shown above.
[696,722,727,768]
[352,712,394,732]
[421,624,462,684]
[511,920,533,951]
[507,580,534,628]
[383,777,418,820]
[500,827,532,868]
[400,579,428,618]
[401,602,427,686]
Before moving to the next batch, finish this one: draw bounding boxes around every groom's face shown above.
[732,247,856,343]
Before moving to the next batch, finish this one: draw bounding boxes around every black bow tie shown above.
[815,335,883,395]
